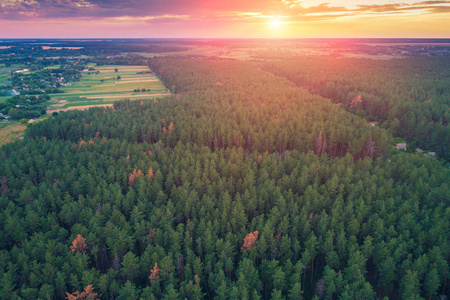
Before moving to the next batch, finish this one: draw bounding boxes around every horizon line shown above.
[1,37,450,40]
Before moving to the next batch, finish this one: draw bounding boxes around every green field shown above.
[0,64,17,103]
[47,65,169,111]
[43,65,61,70]
[0,64,18,85]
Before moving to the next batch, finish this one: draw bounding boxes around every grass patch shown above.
[63,100,115,107]
[44,65,61,70]
[0,122,27,147]
[0,64,18,85]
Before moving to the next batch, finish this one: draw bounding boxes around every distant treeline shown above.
[0,40,189,57]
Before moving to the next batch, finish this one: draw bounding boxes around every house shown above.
[396,143,407,150]
[415,148,424,153]
[28,119,37,124]
[14,68,29,73]
[425,152,436,158]
[370,122,378,126]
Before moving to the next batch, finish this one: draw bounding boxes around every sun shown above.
[268,18,283,29]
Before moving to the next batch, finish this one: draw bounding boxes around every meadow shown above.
[0,63,18,103]
[0,122,26,147]
[47,65,169,111]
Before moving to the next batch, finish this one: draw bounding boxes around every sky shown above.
[0,0,449,38]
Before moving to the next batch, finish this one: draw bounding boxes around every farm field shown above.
[0,122,26,147]
[47,65,169,111]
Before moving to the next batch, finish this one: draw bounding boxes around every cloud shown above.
[113,14,190,21]
[354,2,450,15]
[283,1,450,21]
[109,14,191,24]
[355,4,405,13]
[428,5,450,12]
[414,0,450,5]
[0,0,293,19]
[297,13,356,21]
[0,0,448,21]
[297,3,351,14]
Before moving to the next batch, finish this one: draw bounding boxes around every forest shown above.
[0,56,449,299]
[261,57,450,161]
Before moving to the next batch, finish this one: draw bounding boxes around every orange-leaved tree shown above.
[78,140,87,149]
[241,231,259,252]
[168,122,174,132]
[66,284,99,300]
[148,167,154,179]
[149,263,160,282]
[70,234,87,254]
[350,94,362,109]
[149,228,156,239]
[128,169,143,188]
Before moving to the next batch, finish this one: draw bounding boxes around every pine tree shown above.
[314,131,327,156]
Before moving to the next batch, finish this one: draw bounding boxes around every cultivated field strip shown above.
[47,65,170,111]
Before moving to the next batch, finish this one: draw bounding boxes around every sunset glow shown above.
[0,0,449,37]
[267,18,285,30]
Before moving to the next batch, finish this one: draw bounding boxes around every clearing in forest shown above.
[47,65,170,111]
[0,122,27,147]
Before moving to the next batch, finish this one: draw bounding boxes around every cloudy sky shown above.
[0,0,449,38]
